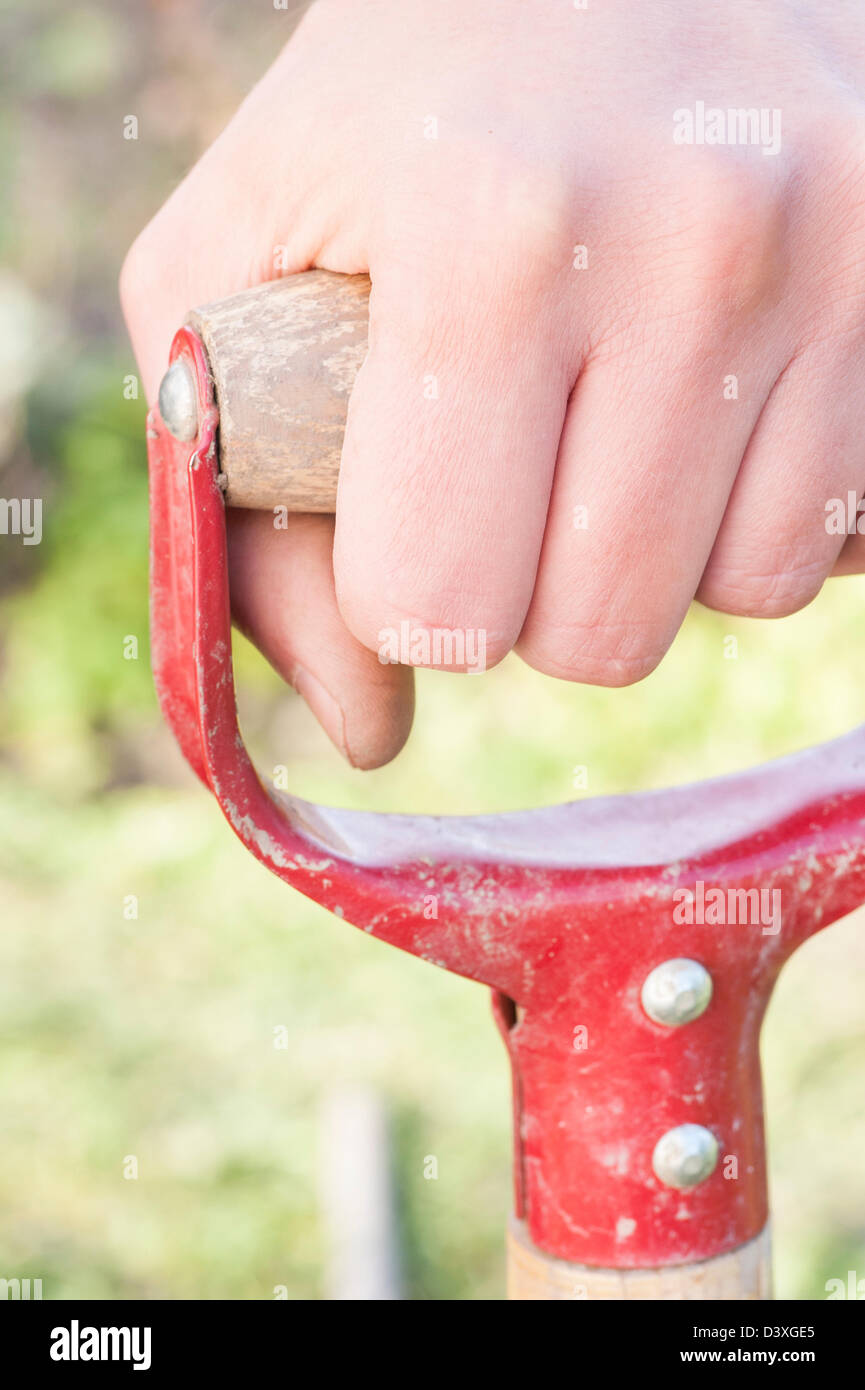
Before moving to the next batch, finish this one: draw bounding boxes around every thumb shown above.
[228,512,414,770]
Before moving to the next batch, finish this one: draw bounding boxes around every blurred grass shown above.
[0,0,864,1300]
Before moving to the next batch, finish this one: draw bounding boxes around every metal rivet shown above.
[158,359,198,443]
[652,1124,719,1189]
[641,957,712,1027]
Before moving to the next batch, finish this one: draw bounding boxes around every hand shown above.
[121,0,865,768]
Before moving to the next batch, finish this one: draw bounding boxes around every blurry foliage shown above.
[3,372,150,783]
[22,6,126,100]
[0,0,863,1300]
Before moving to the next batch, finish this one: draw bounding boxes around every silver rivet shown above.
[652,1124,719,1189]
[641,957,712,1027]
[158,359,198,443]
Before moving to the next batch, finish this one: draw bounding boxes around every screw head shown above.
[652,1124,719,1190]
[641,957,712,1027]
[158,359,198,443]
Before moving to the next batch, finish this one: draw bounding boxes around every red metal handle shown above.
[148,322,865,1270]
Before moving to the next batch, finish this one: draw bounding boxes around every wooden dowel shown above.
[186,270,370,511]
[507,1217,773,1301]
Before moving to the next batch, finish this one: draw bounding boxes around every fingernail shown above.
[292,665,353,765]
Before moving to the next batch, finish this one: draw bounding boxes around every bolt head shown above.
[641,957,712,1027]
[158,359,198,443]
[652,1124,719,1190]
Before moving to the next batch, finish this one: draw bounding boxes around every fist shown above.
[122,0,865,766]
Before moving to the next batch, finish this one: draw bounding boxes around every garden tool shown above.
[147,269,865,1300]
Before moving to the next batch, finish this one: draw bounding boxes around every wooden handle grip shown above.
[186,270,370,511]
[507,1218,773,1301]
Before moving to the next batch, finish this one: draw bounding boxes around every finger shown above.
[333,252,574,672]
[517,336,778,684]
[699,347,865,614]
[227,510,414,769]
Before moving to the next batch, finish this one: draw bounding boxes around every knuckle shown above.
[336,585,514,672]
[389,142,574,302]
[700,554,826,618]
[657,159,786,322]
[518,617,670,687]
[335,527,523,670]
[483,159,574,280]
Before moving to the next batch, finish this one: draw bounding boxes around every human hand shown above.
[122,0,865,767]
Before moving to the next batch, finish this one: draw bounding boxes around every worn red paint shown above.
[148,325,865,1270]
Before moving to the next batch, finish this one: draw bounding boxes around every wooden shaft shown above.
[187,270,369,511]
[507,1218,773,1301]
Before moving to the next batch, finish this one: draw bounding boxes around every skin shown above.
[121,0,865,769]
